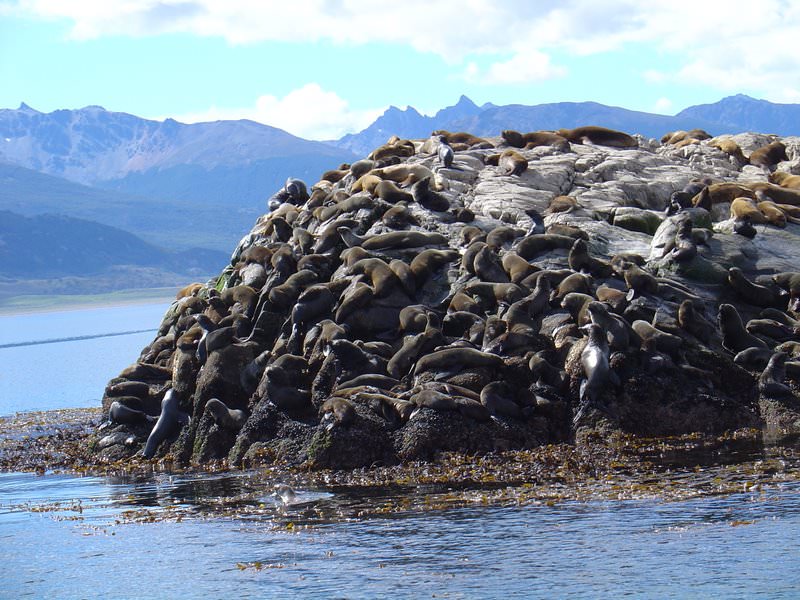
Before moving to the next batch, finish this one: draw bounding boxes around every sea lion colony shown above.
[97,127,800,469]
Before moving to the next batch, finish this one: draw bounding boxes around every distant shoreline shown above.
[0,287,177,316]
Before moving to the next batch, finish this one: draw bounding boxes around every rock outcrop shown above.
[96,127,800,468]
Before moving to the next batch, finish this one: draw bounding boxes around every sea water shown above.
[1,303,800,598]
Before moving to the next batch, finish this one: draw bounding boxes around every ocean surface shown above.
[1,302,800,599]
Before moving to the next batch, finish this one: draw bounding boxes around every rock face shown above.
[96,128,800,468]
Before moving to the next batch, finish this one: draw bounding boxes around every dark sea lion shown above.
[339,227,448,250]
[375,179,413,204]
[473,246,511,283]
[411,176,451,212]
[595,286,628,313]
[413,347,504,376]
[502,251,538,284]
[348,258,399,297]
[263,365,312,411]
[465,281,525,306]
[561,292,594,325]
[291,284,336,326]
[389,259,417,295]
[443,311,485,337]
[498,149,528,176]
[749,141,788,172]
[448,291,481,314]
[745,319,794,342]
[106,380,151,400]
[621,263,658,296]
[142,390,189,459]
[773,272,800,313]
[759,352,793,397]
[438,137,455,168]
[515,234,575,260]
[320,397,356,428]
[718,304,768,353]
[336,374,399,391]
[269,269,319,309]
[759,308,800,329]
[733,347,774,370]
[350,159,375,179]
[335,281,374,323]
[586,302,634,351]
[557,126,637,148]
[677,300,715,343]
[382,202,418,229]
[109,401,155,426]
[552,272,593,302]
[575,323,619,424]
[727,267,777,307]
[205,398,247,431]
[328,338,387,380]
[432,130,487,146]
[388,332,431,379]
[119,362,173,383]
[486,226,525,251]
[409,248,459,284]
[670,215,697,262]
[568,239,612,277]
[631,321,682,357]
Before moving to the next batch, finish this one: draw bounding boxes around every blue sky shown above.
[2,0,799,139]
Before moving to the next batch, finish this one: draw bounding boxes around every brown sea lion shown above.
[558,126,637,148]
[769,171,800,190]
[749,141,788,172]
[498,149,528,176]
[727,267,777,307]
[718,304,768,353]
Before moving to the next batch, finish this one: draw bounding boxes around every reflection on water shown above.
[2,457,800,598]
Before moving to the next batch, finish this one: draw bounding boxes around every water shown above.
[1,302,800,598]
[0,302,169,415]
[1,469,799,598]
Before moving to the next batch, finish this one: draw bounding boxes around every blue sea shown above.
[1,302,800,599]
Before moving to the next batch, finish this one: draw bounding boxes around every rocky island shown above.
[81,126,800,474]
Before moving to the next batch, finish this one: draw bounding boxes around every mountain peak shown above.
[455,94,478,108]
[17,102,39,113]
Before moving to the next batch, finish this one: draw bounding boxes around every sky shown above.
[2,0,800,140]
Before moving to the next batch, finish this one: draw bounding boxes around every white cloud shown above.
[10,0,800,101]
[162,83,385,140]
[653,97,672,113]
[464,48,566,85]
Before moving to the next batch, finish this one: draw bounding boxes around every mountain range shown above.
[2,93,799,295]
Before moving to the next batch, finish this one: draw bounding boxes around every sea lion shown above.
[769,171,800,190]
[411,176,451,212]
[568,239,612,277]
[348,258,399,298]
[176,283,204,300]
[515,234,575,260]
[757,201,788,227]
[262,365,312,411]
[727,268,777,307]
[269,269,319,309]
[374,179,413,204]
[677,300,715,343]
[733,347,774,370]
[730,198,768,224]
[381,202,417,229]
[552,272,593,302]
[432,130,487,147]
[335,281,374,323]
[501,130,571,152]
[142,390,189,459]
[773,272,800,313]
[497,149,528,176]
[561,292,594,326]
[586,301,634,351]
[574,323,619,424]
[691,183,755,209]
[409,248,459,284]
[709,138,748,166]
[631,320,682,357]
[502,251,538,284]
[109,401,155,426]
[473,246,511,283]
[749,141,788,172]
[320,397,356,428]
[437,136,454,168]
[204,398,247,431]
[106,380,151,400]
[339,227,447,251]
[291,284,336,326]
[759,352,793,398]
[718,304,768,353]
[745,318,795,342]
[389,259,417,295]
[670,215,697,262]
[486,226,525,251]
[413,347,504,376]
[558,126,637,148]
[336,373,399,391]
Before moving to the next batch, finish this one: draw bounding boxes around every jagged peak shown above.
[17,102,39,113]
